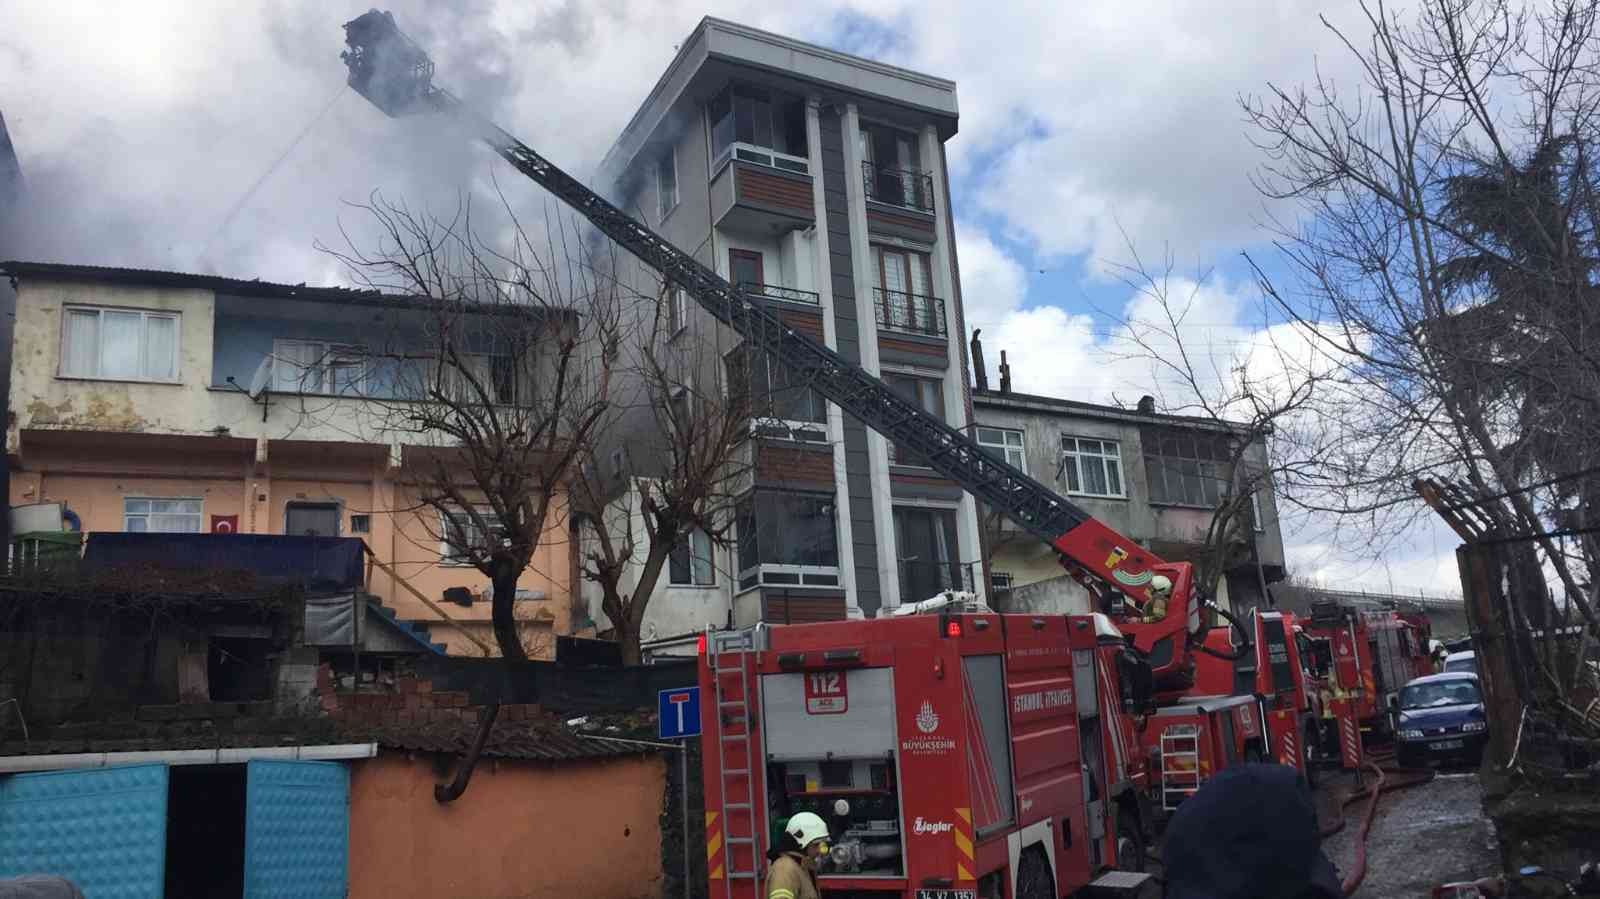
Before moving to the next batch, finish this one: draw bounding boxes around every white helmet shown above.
[786,811,830,849]
[1149,575,1173,595]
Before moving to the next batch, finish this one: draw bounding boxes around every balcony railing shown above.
[738,281,820,306]
[874,287,947,337]
[862,161,935,212]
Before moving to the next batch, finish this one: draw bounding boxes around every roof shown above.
[600,16,958,181]
[0,261,573,320]
[972,388,1253,434]
[366,719,657,763]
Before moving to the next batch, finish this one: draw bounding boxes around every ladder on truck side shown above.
[709,628,766,896]
[1160,724,1203,811]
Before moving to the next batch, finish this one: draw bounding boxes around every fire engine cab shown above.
[699,600,1158,899]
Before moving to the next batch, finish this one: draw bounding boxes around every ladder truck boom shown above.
[338,9,1207,680]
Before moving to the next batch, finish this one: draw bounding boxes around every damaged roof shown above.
[366,720,657,763]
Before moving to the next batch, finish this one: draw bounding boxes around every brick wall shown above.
[755,444,833,487]
[314,664,547,728]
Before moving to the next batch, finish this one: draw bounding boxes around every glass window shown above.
[665,288,687,335]
[894,506,962,601]
[976,427,1026,473]
[729,249,764,289]
[886,373,945,466]
[727,345,826,428]
[272,339,367,396]
[60,307,181,382]
[1061,436,1124,498]
[440,509,504,566]
[669,528,715,586]
[1142,425,1234,508]
[709,84,807,161]
[656,146,677,221]
[124,497,202,533]
[737,491,839,571]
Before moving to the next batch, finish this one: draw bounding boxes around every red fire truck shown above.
[1302,601,1433,744]
[700,606,1158,898]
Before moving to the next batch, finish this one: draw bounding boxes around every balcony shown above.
[710,155,815,236]
[874,287,948,337]
[738,282,820,307]
[862,161,935,213]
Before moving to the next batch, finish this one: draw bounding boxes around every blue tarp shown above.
[82,533,366,593]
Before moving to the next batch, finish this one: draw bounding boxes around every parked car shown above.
[1443,650,1477,675]
[1394,672,1488,767]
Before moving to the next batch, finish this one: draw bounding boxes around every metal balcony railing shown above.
[738,282,820,306]
[874,287,947,337]
[861,161,935,212]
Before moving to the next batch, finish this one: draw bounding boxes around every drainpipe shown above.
[434,703,499,803]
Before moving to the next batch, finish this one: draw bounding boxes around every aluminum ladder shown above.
[710,627,766,896]
[1160,724,1203,811]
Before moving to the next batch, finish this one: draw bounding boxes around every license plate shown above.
[1430,739,1465,750]
[917,892,977,899]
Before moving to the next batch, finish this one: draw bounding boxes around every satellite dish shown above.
[247,356,273,400]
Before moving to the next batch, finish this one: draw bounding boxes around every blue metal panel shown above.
[0,764,169,898]
[243,760,348,899]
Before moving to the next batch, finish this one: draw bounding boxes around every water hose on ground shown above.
[1318,757,1437,896]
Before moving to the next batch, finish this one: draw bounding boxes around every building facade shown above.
[584,18,980,649]
[3,262,575,656]
[973,388,1288,615]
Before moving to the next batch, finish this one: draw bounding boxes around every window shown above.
[273,339,366,396]
[669,382,691,430]
[859,124,930,210]
[1142,426,1233,508]
[709,84,808,167]
[350,514,371,534]
[669,528,715,586]
[1061,436,1125,498]
[1250,491,1265,532]
[886,373,945,466]
[665,288,687,336]
[871,246,942,335]
[736,491,840,589]
[124,498,202,533]
[441,352,520,405]
[894,506,962,602]
[440,509,505,566]
[976,427,1026,473]
[729,249,764,290]
[61,307,179,382]
[725,345,827,441]
[655,146,678,221]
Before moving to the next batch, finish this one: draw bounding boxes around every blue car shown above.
[1394,672,1488,767]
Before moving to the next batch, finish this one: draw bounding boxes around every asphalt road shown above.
[1320,769,1500,897]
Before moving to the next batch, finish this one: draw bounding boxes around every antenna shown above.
[247,356,273,400]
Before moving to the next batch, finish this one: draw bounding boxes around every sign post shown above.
[658,687,702,899]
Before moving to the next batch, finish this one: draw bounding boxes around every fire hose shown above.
[1318,757,1437,896]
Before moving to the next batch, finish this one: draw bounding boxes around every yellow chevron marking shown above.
[957,863,974,882]
[709,865,724,880]
[954,829,973,860]
[706,832,723,859]
[956,807,971,824]
[705,811,718,828]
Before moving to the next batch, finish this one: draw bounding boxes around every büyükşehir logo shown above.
[916,701,940,734]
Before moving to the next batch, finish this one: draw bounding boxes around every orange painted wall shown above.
[348,752,666,899]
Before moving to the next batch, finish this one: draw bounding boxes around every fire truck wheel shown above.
[1115,813,1147,873]
[1015,845,1056,899]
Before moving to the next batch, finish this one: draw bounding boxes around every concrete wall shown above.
[347,751,666,899]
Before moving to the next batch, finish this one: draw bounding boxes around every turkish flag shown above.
[211,515,239,534]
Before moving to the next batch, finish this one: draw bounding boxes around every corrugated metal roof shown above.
[367,722,657,763]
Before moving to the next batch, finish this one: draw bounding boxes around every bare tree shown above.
[1242,0,1600,699]
[318,193,625,663]
[1104,241,1330,612]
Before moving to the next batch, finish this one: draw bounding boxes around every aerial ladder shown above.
[337,10,1245,688]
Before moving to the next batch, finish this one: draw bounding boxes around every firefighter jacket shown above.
[766,852,820,899]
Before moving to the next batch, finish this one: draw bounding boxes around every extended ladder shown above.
[710,627,766,897]
[1160,724,1203,811]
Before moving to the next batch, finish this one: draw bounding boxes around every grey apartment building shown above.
[588,18,980,644]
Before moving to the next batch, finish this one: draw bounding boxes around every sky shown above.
[0,0,1466,596]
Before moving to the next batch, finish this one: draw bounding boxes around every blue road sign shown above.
[658,686,702,740]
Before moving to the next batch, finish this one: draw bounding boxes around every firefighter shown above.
[766,811,828,899]
[1142,574,1173,622]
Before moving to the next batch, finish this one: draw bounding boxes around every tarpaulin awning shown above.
[82,534,366,593]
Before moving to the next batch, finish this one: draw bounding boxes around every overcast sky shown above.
[0,1,1465,597]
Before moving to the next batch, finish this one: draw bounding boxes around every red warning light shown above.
[696,634,708,655]
[946,620,962,638]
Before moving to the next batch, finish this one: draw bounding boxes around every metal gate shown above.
[243,759,349,899]
[0,764,170,895]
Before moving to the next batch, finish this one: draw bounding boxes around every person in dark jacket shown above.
[1162,763,1342,899]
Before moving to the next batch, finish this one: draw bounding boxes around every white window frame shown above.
[59,306,181,383]
[665,287,687,337]
[272,339,367,396]
[656,146,679,222]
[669,527,717,587]
[438,508,505,568]
[1060,435,1126,499]
[1251,491,1265,532]
[976,427,1026,474]
[123,497,203,533]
